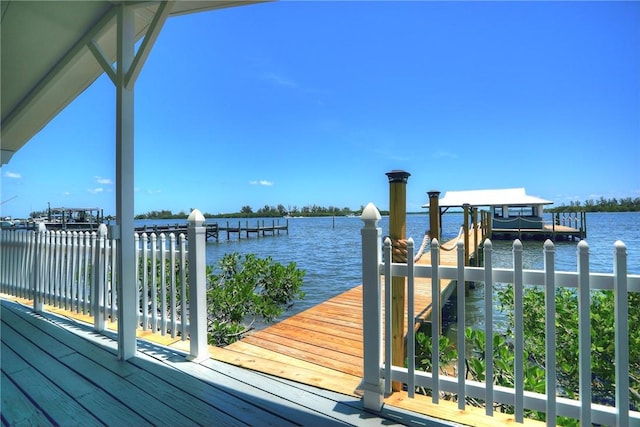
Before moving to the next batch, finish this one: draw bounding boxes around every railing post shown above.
[93,224,107,331]
[360,202,383,411]
[187,209,208,361]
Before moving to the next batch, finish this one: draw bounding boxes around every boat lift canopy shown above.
[422,188,553,209]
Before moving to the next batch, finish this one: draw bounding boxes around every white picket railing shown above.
[360,203,640,426]
[0,212,206,358]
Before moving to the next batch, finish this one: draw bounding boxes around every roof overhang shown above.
[422,188,554,208]
[1,0,263,165]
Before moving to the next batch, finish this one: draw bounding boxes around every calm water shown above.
[137,211,640,325]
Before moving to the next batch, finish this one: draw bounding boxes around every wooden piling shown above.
[386,170,410,392]
[427,191,440,243]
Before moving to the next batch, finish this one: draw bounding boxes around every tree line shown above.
[546,196,640,213]
[134,204,366,220]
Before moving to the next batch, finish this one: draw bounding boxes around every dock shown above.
[134,219,288,241]
[204,226,525,426]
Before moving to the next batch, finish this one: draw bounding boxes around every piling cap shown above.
[385,170,411,183]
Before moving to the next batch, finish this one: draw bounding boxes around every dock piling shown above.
[386,169,410,392]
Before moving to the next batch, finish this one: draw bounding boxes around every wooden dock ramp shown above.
[208,227,538,426]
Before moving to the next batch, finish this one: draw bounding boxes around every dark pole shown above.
[427,191,441,243]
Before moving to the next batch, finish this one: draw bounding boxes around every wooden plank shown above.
[294,310,364,330]
[262,322,363,354]
[280,316,362,341]
[210,343,361,396]
[241,332,362,376]
[1,344,104,426]
[1,371,55,427]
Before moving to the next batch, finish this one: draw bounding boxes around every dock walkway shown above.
[209,227,534,426]
[215,229,482,385]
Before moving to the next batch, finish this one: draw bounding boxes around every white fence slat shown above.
[69,232,77,311]
[513,239,525,423]
[543,239,557,426]
[160,233,167,336]
[151,233,158,332]
[577,240,592,426]
[483,239,494,416]
[613,241,630,427]
[180,233,187,339]
[430,238,440,404]
[109,238,117,321]
[383,237,392,396]
[135,233,141,326]
[170,234,177,338]
[407,237,415,398]
[456,239,466,410]
[141,233,149,331]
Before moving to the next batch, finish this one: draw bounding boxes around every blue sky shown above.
[2,1,639,218]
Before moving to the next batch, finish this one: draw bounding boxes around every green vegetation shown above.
[546,196,640,213]
[415,285,639,425]
[205,253,305,346]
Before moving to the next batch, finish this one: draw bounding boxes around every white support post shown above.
[115,3,137,360]
[360,203,384,411]
[187,209,208,361]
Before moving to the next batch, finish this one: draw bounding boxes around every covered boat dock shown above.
[423,188,585,241]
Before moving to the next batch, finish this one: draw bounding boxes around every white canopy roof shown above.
[1,0,261,165]
[423,188,553,208]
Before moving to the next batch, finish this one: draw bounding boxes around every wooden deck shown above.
[0,298,454,426]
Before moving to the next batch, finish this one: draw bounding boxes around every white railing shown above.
[360,203,640,426]
[0,210,210,359]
